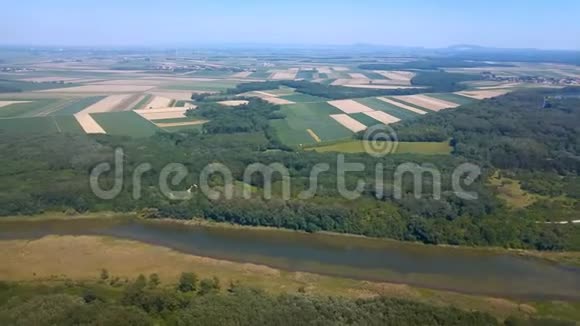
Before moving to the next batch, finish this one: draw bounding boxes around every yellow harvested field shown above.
[74,113,106,134]
[348,73,369,79]
[343,84,420,90]
[0,100,31,108]
[156,120,207,128]
[377,97,428,115]
[394,94,460,111]
[271,70,298,80]
[82,94,134,113]
[253,90,279,97]
[455,89,511,100]
[147,91,196,101]
[231,71,253,78]
[363,110,401,124]
[317,67,333,74]
[38,84,155,93]
[328,99,374,114]
[135,107,191,120]
[306,129,321,142]
[218,100,249,106]
[145,96,173,109]
[375,71,415,84]
[330,114,367,133]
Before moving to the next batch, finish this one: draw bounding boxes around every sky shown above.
[1,0,579,50]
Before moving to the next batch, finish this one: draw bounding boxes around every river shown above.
[0,217,578,300]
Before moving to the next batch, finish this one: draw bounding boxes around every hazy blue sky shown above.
[1,0,579,49]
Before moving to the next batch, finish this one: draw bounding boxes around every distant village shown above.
[481,71,580,86]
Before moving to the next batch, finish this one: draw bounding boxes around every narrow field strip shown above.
[80,94,134,114]
[348,73,369,79]
[38,85,155,93]
[377,97,428,115]
[328,99,375,114]
[74,113,106,134]
[394,94,460,111]
[455,89,512,100]
[330,114,367,133]
[155,120,208,128]
[363,110,401,124]
[306,129,321,142]
[135,107,191,120]
[253,91,279,97]
[0,101,31,108]
[343,84,419,90]
[218,100,249,106]
[262,97,295,105]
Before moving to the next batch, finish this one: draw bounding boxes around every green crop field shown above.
[427,93,476,106]
[50,96,106,116]
[296,70,315,79]
[271,102,353,146]
[52,115,84,133]
[0,117,60,134]
[0,79,80,93]
[361,72,387,79]
[0,99,60,118]
[355,97,421,120]
[306,140,453,155]
[279,92,328,103]
[91,111,160,137]
[349,112,381,127]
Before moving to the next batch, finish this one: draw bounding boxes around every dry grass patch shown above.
[317,67,333,74]
[394,94,460,111]
[377,97,428,115]
[328,99,374,114]
[455,89,511,100]
[330,114,367,132]
[363,110,401,124]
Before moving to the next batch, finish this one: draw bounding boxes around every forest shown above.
[4,273,562,326]
[0,88,579,250]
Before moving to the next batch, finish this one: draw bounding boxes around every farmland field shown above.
[0,99,60,118]
[271,102,353,146]
[91,111,160,137]
[355,97,421,120]
[279,92,328,102]
[0,116,60,134]
[50,96,107,116]
[427,93,476,106]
